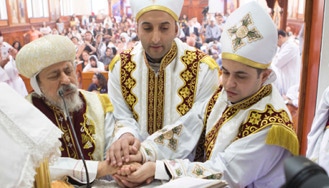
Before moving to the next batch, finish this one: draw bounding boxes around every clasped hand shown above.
[105,133,156,187]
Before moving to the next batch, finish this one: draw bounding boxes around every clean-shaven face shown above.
[221,59,270,103]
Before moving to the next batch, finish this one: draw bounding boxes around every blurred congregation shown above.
[1,0,304,94]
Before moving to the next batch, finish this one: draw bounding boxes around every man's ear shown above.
[261,69,272,83]
[175,22,179,35]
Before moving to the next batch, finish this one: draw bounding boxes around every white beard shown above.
[60,92,83,113]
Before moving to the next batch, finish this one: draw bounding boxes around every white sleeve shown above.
[140,103,205,161]
[104,112,115,159]
[274,43,299,68]
[82,64,91,72]
[155,160,170,180]
[161,130,290,187]
[306,86,329,171]
[0,67,10,82]
[49,157,98,184]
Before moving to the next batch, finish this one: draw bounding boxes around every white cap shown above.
[16,35,76,78]
[220,1,277,69]
[129,0,183,21]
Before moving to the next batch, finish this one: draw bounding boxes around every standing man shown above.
[0,31,28,96]
[114,2,299,187]
[307,85,329,173]
[15,35,117,185]
[107,0,220,170]
[272,29,301,96]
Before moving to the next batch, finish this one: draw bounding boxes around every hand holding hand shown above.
[113,162,155,188]
[106,133,141,167]
[96,160,119,178]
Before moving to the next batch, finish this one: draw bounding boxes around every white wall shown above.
[316,1,329,105]
[72,0,90,15]
[208,0,224,14]
[72,0,108,16]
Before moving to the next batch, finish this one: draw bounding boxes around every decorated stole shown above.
[31,93,96,160]
[205,84,273,159]
[194,85,223,162]
[119,44,208,134]
[204,84,299,159]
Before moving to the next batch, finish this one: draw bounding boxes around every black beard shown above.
[145,53,162,64]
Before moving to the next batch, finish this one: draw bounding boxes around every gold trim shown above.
[120,49,138,121]
[34,159,51,188]
[108,54,120,71]
[222,52,270,69]
[136,5,179,21]
[200,55,219,70]
[194,85,223,162]
[205,85,272,159]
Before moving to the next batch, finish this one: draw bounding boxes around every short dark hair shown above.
[278,29,287,37]
[90,56,97,62]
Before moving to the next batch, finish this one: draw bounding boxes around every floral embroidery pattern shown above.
[237,104,294,139]
[205,85,272,159]
[192,164,206,177]
[227,13,263,52]
[154,125,183,151]
[120,49,138,121]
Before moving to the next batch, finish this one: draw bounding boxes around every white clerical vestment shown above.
[307,86,329,173]
[153,84,299,188]
[108,38,220,160]
[272,40,301,96]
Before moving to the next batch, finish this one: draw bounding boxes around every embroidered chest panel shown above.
[194,85,223,162]
[236,104,293,139]
[120,45,207,135]
[32,95,96,160]
[205,84,272,159]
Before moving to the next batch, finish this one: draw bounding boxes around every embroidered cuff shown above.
[154,160,170,180]
[140,143,156,163]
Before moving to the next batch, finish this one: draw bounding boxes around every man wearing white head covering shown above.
[106,0,220,183]
[114,1,299,187]
[306,86,329,173]
[15,35,117,185]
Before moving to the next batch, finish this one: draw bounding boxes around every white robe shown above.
[27,90,115,184]
[306,86,329,173]
[0,83,61,187]
[154,85,299,188]
[272,40,301,96]
[108,38,220,160]
[0,43,28,97]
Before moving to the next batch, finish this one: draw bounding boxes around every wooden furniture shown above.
[81,71,108,90]
[20,74,33,93]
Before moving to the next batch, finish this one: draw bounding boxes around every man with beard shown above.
[15,35,117,185]
[113,2,299,187]
[107,0,219,172]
